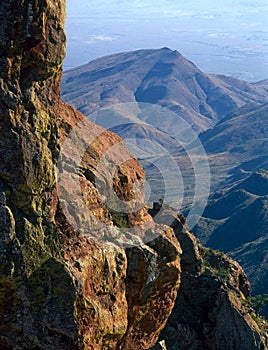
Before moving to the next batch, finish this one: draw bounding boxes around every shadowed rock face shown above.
[0,1,267,350]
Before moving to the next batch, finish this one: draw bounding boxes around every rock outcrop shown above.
[149,206,268,350]
[0,1,267,350]
[0,1,181,349]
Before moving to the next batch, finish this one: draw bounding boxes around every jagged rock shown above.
[150,207,268,350]
[0,1,181,349]
[117,226,181,349]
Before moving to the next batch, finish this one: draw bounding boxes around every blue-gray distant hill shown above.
[61,47,268,133]
[194,170,268,313]
[198,102,268,189]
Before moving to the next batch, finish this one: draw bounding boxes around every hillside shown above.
[200,103,268,158]
[194,170,268,311]
[254,79,268,93]
[61,49,268,197]
[195,170,268,250]
[229,236,268,317]
[61,48,268,133]
[199,102,268,191]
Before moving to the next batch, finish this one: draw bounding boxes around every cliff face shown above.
[0,1,181,349]
[0,1,267,350]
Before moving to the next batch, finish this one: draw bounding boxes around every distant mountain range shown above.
[199,102,268,190]
[61,47,268,193]
[194,170,268,250]
[61,47,268,133]
[61,49,268,314]
[194,170,268,307]
[61,46,268,200]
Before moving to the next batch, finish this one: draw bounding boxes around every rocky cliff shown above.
[0,1,181,348]
[149,206,268,350]
[0,1,267,349]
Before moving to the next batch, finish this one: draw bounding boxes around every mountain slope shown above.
[198,102,268,191]
[194,170,268,249]
[194,170,268,309]
[254,79,268,93]
[229,235,268,297]
[200,103,268,156]
[150,206,268,349]
[61,48,268,133]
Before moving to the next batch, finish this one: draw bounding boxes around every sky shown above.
[64,0,268,81]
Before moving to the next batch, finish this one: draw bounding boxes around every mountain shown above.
[61,48,268,200]
[195,170,268,250]
[201,103,268,155]
[199,102,268,191]
[194,170,268,312]
[151,205,268,349]
[254,79,268,93]
[61,50,268,208]
[1,1,268,349]
[61,48,268,133]
[229,235,268,316]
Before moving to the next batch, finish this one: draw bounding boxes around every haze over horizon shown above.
[65,0,268,82]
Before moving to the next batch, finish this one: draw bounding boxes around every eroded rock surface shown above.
[0,1,267,350]
[0,1,180,349]
[150,206,268,350]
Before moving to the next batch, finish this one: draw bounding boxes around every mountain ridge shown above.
[198,102,268,192]
[194,169,268,317]
[61,47,268,133]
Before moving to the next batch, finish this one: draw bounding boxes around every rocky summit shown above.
[0,1,267,349]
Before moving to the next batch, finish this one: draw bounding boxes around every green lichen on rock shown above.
[0,0,76,348]
[20,216,61,277]
[0,275,22,346]
[201,247,231,282]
